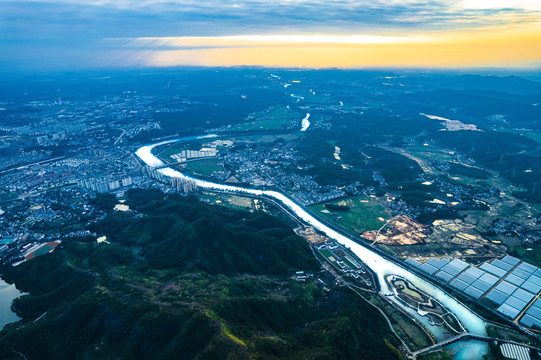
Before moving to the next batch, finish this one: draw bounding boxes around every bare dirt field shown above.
[362,215,429,245]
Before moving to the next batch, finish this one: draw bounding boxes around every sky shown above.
[1,0,541,70]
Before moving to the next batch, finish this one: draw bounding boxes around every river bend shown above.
[136,137,488,339]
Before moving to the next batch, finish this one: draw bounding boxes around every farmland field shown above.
[184,158,223,176]
[155,140,207,161]
[198,192,254,210]
[514,244,541,267]
[319,248,334,259]
[226,107,302,131]
[310,196,390,234]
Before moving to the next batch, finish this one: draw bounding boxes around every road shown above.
[371,215,400,245]
[0,156,66,174]
[113,129,126,145]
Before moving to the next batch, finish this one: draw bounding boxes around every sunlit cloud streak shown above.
[0,0,540,70]
[98,26,541,69]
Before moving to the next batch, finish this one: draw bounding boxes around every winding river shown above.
[136,136,489,340]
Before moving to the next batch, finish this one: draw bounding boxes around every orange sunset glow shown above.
[108,25,541,68]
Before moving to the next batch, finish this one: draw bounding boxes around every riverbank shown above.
[0,278,22,329]
[135,137,490,341]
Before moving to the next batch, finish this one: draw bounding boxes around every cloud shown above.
[110,28,541,69]
[459,0,541,11]
[1,0,540,70]
[2,0,540,41]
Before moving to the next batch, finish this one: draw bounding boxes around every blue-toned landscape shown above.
[1,0,541,359]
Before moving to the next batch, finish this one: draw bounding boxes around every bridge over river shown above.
[413,333,538,358]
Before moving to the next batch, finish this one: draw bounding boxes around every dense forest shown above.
[0,190,402,359]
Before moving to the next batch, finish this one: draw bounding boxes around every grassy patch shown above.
[227,107,302,132]
[497,129,541,146]
[319,249,334,260]
[155,140,205,160]
[342,257,359,270]
[310,196,390,234]
[418,351,452,360]
[184,158,223,176]
[225,134,301,144]
[198,192,254,210]
[30,245,54,257]
[406,144,456,162]
[368,294,433,351]
[302,93,333,105]
[205,309,247,347]
[514,244,541,267]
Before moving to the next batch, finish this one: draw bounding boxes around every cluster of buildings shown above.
[0,146,143,197]
[142,166,197,193]
[78,177,133,193]
[0,185,94,265]
[219,144,356,205]
[171,177,197,193]
[169,148,217,162]
[489,219,534,243]
[0,92,179,266]
[316,241,371,286]
[385,175,502,221]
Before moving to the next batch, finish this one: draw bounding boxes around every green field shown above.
[228,134,300,143]
[401,144,457,175]
[71,197,83,204]
[382,145,447,176]
[520,131,541,145]
[154,140,208,161]
[368,294,433,351]
[342,257,359,270]
[300,93,333,105]
[497,129,541,146]
[156,143,194,161]
[31,245,54,257]
[198,192,254,211]
[319,248,334,260]
[514,244,541,267]
[310,196,390,234]
[157,146,184,161]
[406,144,457,162]
[306,113,329,125]
[226,107,302,132]
[184,158,223,176]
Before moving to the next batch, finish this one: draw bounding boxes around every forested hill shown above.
[0,190,402,360]
[94,189,321,275]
